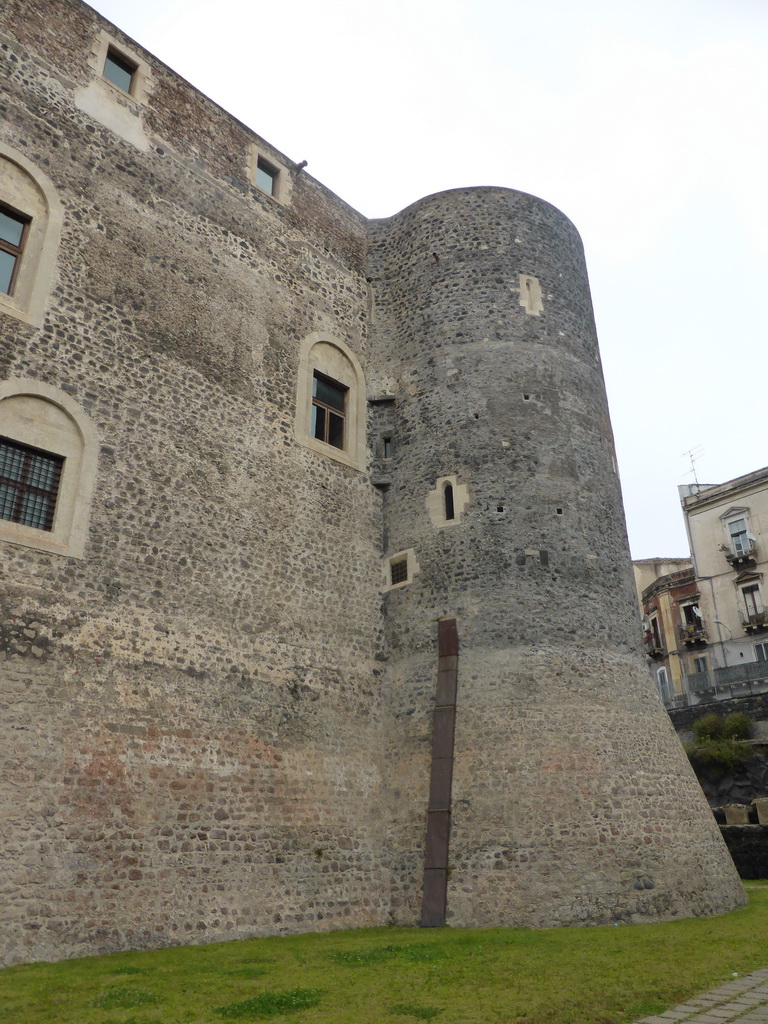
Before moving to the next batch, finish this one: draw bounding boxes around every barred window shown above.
[390,558,409,586]
[0,437,63,531]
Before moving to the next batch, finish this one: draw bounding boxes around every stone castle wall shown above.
[0,0,745,967]
[1,0,390,966]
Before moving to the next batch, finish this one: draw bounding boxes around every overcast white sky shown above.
[89,0,768,559]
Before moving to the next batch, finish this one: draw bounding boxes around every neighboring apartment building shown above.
[679,468,768,699]
[633,559,701,702]
[635,468,768,708]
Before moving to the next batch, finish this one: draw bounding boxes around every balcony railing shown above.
[643,633,665,657]
[678,623,707,645]
[667,660,768,709]
[739,607,768,634]
[723,539,757,565]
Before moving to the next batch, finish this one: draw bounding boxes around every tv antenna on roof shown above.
[682,445,704,488]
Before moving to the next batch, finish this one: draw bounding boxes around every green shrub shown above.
[723,712,753,740]
[685,738,753,781]
[692,713,724,742]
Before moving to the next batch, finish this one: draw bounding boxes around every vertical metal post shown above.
[421,618,458,927]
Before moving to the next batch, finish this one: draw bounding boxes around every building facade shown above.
[0,0,744,966]
[678,469,768,701]
[633,559,700,702]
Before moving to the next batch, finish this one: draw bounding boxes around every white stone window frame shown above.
[75,31,154,152]
[247,145,292,206]
[0,145,64,328]
[383,548,420,591]
[294,332,366,471]
[0,380,98,558]
[426,475,470,528]
[89,31,152,105]
[720,506,755,556]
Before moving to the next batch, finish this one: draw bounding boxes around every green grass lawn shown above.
[2,888,767,1024]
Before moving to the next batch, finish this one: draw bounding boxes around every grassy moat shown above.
[2,885,767,1024]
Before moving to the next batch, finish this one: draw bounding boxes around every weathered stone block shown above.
[724,805,751,825]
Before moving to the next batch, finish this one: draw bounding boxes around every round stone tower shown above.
[367,187,744,928]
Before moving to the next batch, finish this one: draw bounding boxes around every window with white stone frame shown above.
[0,145,64,327]
[0,380,98,558]
[247,145,291,205]
[384,548,420,591]
[294,333,366,471]
[0,438,63,531]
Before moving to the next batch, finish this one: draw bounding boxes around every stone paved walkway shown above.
[633,969,768,1023]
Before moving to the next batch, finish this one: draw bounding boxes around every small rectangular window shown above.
[0,437,63,531]
[0,205,29,296]
[390,558,408,586]
[755,642,768,662]
[256,157,278,196]
[103,47,137,93]
[312,372,346,450]
[444,483,455,521]
[693,655,708,674]
[383,437,392,459]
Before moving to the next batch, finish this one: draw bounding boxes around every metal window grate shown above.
[0,437,63,531]
[390,558,408,585]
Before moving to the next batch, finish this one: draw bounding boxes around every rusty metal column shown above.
[420,617,458,927]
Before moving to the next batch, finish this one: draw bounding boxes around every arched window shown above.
[294,333,366,471]
[0,145,64,327]
[0,380,98,557]
[426,475,470,528]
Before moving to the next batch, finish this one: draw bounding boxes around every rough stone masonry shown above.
[0,0,744,966]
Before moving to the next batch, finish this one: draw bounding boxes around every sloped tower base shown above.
[447,647,744,927]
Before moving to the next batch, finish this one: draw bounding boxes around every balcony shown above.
[723,538,757,567]
[673,661,768,708]
[739,607,768,634]
[643,633,665,658]
[678,623,708,647]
